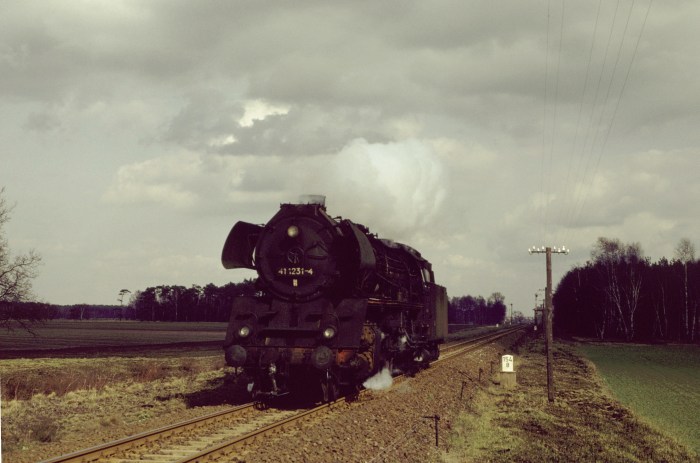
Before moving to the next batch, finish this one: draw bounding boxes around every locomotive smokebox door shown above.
[222,221,262,269]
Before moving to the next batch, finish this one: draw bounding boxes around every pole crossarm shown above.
[528,246,569,255]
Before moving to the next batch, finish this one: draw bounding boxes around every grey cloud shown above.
[6,0,686,149]
[217,106,390,157]
[161,90,245,150]
[24,111,62,132]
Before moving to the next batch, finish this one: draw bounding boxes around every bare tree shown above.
[591,237,644,341]
[117,288,131,320]
[675,238,696,340]
[1,188,43,329]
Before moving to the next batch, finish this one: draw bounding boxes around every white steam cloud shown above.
[103,138,447,247]
[303,138,447,240]
[362,367,393,391]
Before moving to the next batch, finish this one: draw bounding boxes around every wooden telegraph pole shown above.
[510,303,513,325]
[529,246,569,402]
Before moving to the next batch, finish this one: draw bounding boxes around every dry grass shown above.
[1,355,226,400]
[443,334,698,462]
[0,321,240,461]
[1,365,240,461]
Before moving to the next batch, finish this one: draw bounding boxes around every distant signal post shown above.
[529,246,569,403]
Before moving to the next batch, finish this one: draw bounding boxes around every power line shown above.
[537,1,653,250]
[557,0,603,243]
[563,0,623,236]
[539,0,553,240]
[543,0,567,241]
[566,0,652,242]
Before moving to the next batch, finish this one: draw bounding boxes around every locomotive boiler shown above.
[221,196,447,402]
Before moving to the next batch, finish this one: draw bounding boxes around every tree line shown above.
[448,291,508,325]
[8,283,510,327]
[4,280,257,323]
[554,237,698,342]
[127,284,511,325]
[128,280,256,322]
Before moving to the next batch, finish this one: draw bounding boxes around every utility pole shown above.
[528,246,569,403]
[510,303,513,325]
[534,288,544,329]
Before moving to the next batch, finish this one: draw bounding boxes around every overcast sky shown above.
[2,0,697,315]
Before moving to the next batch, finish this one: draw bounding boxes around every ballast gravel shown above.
[232,332,524,463]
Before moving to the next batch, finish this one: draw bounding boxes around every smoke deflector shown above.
[221,221,262,269]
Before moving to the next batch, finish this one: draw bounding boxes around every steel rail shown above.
[441,325,525,356]
[38,402,257,463]
[438,326,524,362]
[173,401,344,463]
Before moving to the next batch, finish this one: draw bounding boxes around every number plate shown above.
[277,267,314,276]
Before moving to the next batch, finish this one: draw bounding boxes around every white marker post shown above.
[500,354,517,389]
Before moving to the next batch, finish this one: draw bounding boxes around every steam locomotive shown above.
[221,196,447,402]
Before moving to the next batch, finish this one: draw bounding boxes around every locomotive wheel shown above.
[321,377,339,402]
[429,345,440,361]
[254,399,269,410]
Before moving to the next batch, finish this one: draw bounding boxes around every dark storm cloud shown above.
[4,0,684,152]
[161,89,245,150]
[0,2,249,103]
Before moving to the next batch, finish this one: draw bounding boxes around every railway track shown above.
[440,325,524,359]
[40,325,526,463]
